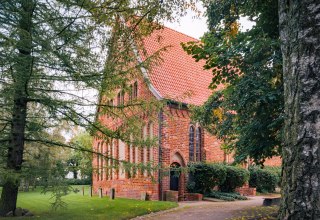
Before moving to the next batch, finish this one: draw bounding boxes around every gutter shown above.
[166,99,189,110]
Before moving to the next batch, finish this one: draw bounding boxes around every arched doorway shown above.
[169,152,186,201]
[170,162,181,191]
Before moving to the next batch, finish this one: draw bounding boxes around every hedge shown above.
[219,165,250,192]
[64,178,91,185]
[249,166,281,193]
[208,191,247,201]
[187,163,227,194]
[188,163,249,194]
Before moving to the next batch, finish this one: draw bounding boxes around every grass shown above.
[1,186,177,220]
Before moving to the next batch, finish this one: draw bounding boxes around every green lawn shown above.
[2,186,177,220]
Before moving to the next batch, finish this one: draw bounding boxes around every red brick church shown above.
[92,26,281,201]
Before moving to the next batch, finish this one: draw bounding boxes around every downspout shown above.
[158,109,163,200]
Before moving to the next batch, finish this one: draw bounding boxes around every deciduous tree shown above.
[183,0,283,164]
[279,0,320,219]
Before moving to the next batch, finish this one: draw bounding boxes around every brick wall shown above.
[184,193,203,201]
[92,75,161,200]
[159,105,226,200]
[93,76,281,201]
[93,178,159,200]
[264,156,282,167]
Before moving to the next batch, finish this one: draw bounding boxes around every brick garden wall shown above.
[264,156,282,166]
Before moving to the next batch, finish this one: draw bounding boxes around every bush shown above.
[188,163,227,194]
[249,166,280,193]
[188,163,250,194]
[219,165,250,192]
[208,190,247,201]
[264,166,282,187]
[64,178,91,185]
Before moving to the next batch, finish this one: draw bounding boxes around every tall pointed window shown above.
[133,82,138,99]
[195,127,202,162]
[97,142,100,180]
[129,85,133,103]
[189,126,195,161]
[121,90,125,104]
[117,92,121,106]
[118,91,124,106]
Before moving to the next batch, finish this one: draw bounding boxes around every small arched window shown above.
[117,91,124,106]
[97,142,100,180]
[189,126,195,161]
[133,82,138,99]
[195,127,202,162]
[149,122,153,162]
[121,90,125,104]
[129,85,133,102]
[117,92,121,106]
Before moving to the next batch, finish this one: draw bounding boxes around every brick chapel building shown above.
[92,26,281,201]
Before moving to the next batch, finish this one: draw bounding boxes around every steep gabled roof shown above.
[140,26,214,106]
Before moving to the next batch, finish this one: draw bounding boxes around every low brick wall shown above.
[93,178,159,201]
[184,193,203,201]
[163,190,178,202]
[236,186,256,196]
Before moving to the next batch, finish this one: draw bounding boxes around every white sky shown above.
[164,3,255,39]
[165,13,208,39]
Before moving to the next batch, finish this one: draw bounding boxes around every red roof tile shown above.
[140,26,214,106]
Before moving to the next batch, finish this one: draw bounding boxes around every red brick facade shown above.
[92,73,231,200]
[92,26,281,201]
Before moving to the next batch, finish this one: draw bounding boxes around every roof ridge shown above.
[160,25,200,42]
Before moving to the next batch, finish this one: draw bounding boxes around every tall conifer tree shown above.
[0,0,194,215]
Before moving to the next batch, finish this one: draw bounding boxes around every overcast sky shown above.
[164,3,255,39]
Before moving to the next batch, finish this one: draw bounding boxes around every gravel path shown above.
[133,196,265,220]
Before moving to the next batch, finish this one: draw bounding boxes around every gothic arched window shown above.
[133,82,138,99]
[195,127,202,162]
[189,126,195,161]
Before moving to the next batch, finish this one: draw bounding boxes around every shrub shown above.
[219,165,250,192]
[208,190,247,201]
[188,163,227,194]
[249,166,280,193]
[264,166,282,187]
[64,178,91,185]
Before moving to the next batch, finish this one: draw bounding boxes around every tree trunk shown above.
[279,0,320,219]
[73,169,78,179]
[0,0,34,216]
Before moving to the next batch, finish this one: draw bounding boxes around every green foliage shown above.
[64,178,91,186]
[188,163,227,194]
[207,190,247,201]
[249,166,280,193]
[183,0,284,165]
[219,165,249,192]
[188,163,249,194]
[68,132,93,182]
[264,166,282,187]
[0,0,196,213]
